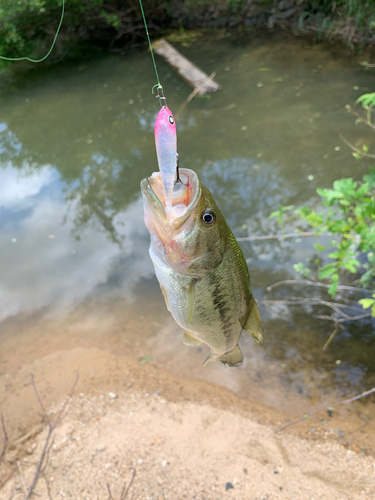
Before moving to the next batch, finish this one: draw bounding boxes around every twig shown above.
[314,312,373,323]
[260,297,364,312]
[266,279,372,294]
[322,322,345,351]
[121,468,136,500]
[348,107,375,130]
[106,483,113,500]
[278,387,375,431]
[237,232,315,242]
[0,411,9,464]
[17,461,27,495]
[175,72,216,120]
[23,372,79,500]
[43,476,53,500]
[0,469,15,490]
[340,134,375,158]
[107,468,136,500]
[259,297,372,324]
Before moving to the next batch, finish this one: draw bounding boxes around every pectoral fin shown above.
[243,295,264,345]
[160,285,170,311]
[183,331,202,346]
[186,279,197,327]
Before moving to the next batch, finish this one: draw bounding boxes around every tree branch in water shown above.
[266,279,372,294]
[278,387,375,432]
[237,232,314,242]
[259,297,373,324]
[340,134,375,158]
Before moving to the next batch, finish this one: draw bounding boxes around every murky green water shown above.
[1,30,374,421]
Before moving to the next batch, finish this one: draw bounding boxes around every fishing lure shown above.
[154,104,177,211]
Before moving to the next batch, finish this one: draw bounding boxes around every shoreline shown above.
[1,347,375,499]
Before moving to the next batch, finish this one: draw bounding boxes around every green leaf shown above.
[356,92,375,108]
[314,243,326,251]
[358,298,375,309]
[140,356,153,364]
[318,265,336,279]
[328,274,339,297]
[328,251,340,259]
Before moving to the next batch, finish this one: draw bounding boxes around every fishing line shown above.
[138,0,162,92]
[0,0,65,63]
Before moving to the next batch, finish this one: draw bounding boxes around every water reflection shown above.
[0,30,374,418]
[0,162,153,322]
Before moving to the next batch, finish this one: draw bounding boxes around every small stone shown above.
[162,460,167,467]
[26,443,36,455]
[108,392,118,399]
[97,445,106,452]
[138,459,143,464]
[225,482,234,491]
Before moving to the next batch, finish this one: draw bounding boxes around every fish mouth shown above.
[140,168,200,230]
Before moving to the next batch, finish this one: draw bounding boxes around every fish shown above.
[154,106,177,212]
[140,167,264,367]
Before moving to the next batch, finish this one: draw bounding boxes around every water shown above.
[0,30,374,429]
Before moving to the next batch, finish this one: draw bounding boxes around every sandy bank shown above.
[0,347,375,499]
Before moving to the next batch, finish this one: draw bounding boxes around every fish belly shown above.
[149,245,250,356]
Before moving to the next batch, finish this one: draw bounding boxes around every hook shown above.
[175,153,187,185]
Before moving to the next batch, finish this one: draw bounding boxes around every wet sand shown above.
[1,346,375,499]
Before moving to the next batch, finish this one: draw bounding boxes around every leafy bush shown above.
[271,167,375,318]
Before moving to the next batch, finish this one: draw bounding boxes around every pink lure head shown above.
[154,106,177,211]
[154,106,176,139]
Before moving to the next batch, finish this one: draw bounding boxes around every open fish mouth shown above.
[140,168,200,229]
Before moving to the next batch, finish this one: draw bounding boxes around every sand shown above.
[1,347,375,500]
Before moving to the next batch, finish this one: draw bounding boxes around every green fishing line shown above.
[138,0,162,91]
[0,0,65,63]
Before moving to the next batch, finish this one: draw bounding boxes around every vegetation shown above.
[271,94,375,319]
[1,0,375,75]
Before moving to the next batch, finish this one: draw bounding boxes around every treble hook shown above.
[175,153,187,185]
[156,85,167,108]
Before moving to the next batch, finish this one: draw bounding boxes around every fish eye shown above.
[201,210,216,226]
[169,116,174,124]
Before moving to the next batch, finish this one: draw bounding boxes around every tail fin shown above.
[219,344,243,367]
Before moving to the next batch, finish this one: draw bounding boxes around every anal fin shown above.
[183,331,202,347]
[243,295,264,345]
[202,351,219,366]
[218,344,243,367]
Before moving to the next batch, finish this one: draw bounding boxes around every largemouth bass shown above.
[141,168,264,367]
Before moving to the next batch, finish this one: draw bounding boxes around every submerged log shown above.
[152,39,220,95]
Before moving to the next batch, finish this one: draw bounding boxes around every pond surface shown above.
[0,29,374,431]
